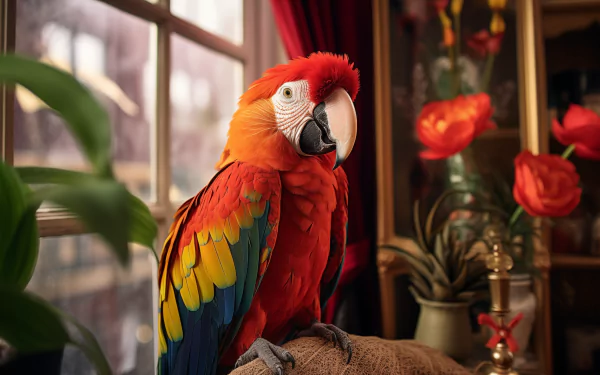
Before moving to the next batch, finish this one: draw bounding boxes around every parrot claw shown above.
[235,338,295,375]
[297,321,353,364]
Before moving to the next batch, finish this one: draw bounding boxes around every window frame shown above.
[0,0,284,370]
[0,0,281,236]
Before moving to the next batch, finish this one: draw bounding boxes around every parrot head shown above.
[216,52,359,171]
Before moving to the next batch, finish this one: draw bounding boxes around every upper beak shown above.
[298,88,357,169]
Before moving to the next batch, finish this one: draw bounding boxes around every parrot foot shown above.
[297,321,353,364]
[234,338,296,375]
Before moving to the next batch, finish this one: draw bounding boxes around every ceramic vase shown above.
[414,297,473,361]
[507,273,537,356]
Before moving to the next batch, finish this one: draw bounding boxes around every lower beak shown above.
[298,88,357,169]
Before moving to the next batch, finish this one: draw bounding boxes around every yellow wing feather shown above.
[209,216,225,242]
[171,256,183,290]
[194,259,214,302]
[180,266,201,311]
[163,282,183,341]
[234,203,254,229]
[224,217,240,244]
[158,312,167,354]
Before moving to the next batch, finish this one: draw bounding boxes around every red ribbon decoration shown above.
[478,312,524,353]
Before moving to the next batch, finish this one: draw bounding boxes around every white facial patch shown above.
[272,80,315,154]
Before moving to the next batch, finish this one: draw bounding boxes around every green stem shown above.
[481,53,496,93]
[561,144,576,159]
[509,206,524,228]
[452,14,462,96]
[449,44,455,72]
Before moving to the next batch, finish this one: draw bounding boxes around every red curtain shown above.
[269,0,379,333]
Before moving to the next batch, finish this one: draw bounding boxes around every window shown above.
[0,0,285,373]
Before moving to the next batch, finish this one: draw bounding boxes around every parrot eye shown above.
[282,87,293,99]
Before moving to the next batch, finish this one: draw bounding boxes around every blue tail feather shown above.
[223,286,235,324]
[230,237,247,312]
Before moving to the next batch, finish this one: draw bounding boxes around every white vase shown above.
[507,273,537,357]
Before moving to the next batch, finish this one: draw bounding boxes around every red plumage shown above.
[158,53,356,375]
[220,162,348,366]
[240,52,360,107]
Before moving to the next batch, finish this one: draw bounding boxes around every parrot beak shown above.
[298,88,357,170]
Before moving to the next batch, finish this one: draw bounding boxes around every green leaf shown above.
[409,270,433,300]
[0,209,39,290]
[380,245,435,285]
[413,200,427,251]
[29,180,130,265]
[16,166,91,185]
[128,194,158,263]
[0,54,112,177]
[16,167,158,262]
[0,288,113,375]
[0,161,28,265]
[428,253,451,287]
[61,313,112,375]
[0,287,69,352]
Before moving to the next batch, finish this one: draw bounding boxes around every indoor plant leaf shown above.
[16,166,91,185]
[0,287,69,353]
[60,312,111,375]
[410,270,433,300]
[451,264,468,293]
[0,208,39,290]
[427,253,451,287]
[0,288,113,375]
[0,161,28,267]
[434,232,448,271]
[16,167,158,261]
[0,54,112,177]
[413,200,428,250]
[380,243,435,283]
[127,193,159,262]
[29,180,130,266]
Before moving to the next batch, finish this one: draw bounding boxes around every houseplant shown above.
[415,93,596,361]
[410,0,600,362]
[0,54,158,375]
[382,194,490,361]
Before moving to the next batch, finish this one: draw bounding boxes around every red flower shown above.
[417,93,496,159]
[468,30,504,57]
[513,150,581,217]
[552,104,600,160]
[432,0,449,12]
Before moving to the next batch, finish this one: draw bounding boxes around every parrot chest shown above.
[258,165,339,322]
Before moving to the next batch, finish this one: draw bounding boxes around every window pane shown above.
[27,235,156,375]
[171,0,243,45]
[170,34,243,202]
[14,0,157,201]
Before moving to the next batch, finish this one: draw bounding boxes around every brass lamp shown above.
[474,227,519,375]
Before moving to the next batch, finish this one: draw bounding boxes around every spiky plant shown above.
[382,197,490,303]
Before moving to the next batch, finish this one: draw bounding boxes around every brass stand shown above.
[474,242,519,375]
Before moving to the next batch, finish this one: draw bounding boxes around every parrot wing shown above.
[319,167,349,310]
[157,161,281,375]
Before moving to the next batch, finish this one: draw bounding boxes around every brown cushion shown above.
[230,335,471,375]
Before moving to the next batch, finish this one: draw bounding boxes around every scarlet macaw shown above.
[157,52,359,375]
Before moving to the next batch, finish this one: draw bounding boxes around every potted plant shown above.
[0,54,158,375]
[382,194,490,361]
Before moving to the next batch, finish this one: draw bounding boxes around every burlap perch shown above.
[230,335,471,375]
